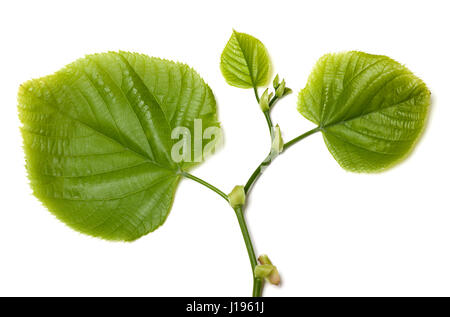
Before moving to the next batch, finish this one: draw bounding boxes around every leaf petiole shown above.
[254,87,273,137]
[244,127,320,194]
[253,86,260,103]
[283,127,321,151]
[181,171,229,202]
[244,153,272,194]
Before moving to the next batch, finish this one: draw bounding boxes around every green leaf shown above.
[18,51,220,241]
[298,51,430,172]
[220,30,271,89]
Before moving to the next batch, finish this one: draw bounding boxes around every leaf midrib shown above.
[28,83,175,174]
[318,83,425,156]
[320,76,424,131]
[87,57,156,160]
[233,31,256,88]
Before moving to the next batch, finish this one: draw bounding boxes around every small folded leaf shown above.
[259,88,270,112]
[220,30,271,89]
[273,74,280,89]
[275,79,286,97]
[298,51,430,172]
[282,87,293,97]
[271,125,284,155]
[18,51,220,241]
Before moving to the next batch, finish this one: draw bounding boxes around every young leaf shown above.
[220,30,271,89]
[18,51,220,241]
[298,51,430,172]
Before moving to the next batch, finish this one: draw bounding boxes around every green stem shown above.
[182,115,319,297]
[269,95,278,109]
[181,171,229,202]
[283,127,321,150]
[263,111,274,138]
[244,127,320,194]
[234,206,263,297]
[244,153,272,194]
[182,171,263,296]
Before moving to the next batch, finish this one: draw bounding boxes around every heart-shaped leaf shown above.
[298,51,430,172]
[18,51,220,241]
[220,30,271,89]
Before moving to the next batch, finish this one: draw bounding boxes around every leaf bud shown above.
[257,254,281,285]
[275,79,286,97]
[273,74,280,89]
[228,185,246,208]
[282,87,293,96]
[254,264,274,278]
[258,254,272,265]
[271,124,284,155]
[259,88,270,112]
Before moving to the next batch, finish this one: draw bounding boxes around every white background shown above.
[0,0,449,297]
